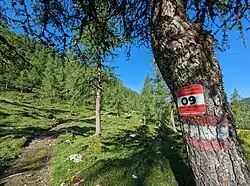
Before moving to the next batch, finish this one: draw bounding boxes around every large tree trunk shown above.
[95,59,102,137]
[151,0,250,185]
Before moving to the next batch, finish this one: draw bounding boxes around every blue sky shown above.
[113,30,250,98]
[112,47,153,93]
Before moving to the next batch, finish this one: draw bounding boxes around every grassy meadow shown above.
[0,91,249,186]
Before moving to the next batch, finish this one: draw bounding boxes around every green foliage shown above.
[103,81,125,115]
[230,89,250,129]
[2,0,249,53]
[141,74,154,123]
[152,65,171,124]
[63,57,94,106]
[238,130,250,165]
[0,26,142,117]
[0,136,26,171]
[103,80,141,115]
[14,70,31,93]
[0,26,51,92]
[40,54,66,100]
[141,65,173,125]
[242,98,250,107]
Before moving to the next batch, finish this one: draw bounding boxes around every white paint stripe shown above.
[177,93,205,107]
[183,124,229,140]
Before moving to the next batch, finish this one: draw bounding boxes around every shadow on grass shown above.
[0,124,95,143]
[0,126,48,139]
[57,117,96,125]
[0,149,50,183]
[0,125,95,179]
[0,99,70,115]
[0,98,97,179]
[39,125,96,139]
[0,111,10,119]
[83,125,195,186]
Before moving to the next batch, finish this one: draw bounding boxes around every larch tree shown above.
[141,74,154,124]
[73,2,121,136]
[152,63,172,125]
[150,1,250,185]
[2,0,250,185]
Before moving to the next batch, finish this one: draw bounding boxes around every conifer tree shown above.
[40,55,59,100]
[15,70,30,94]
[64,56,94,106]
[152,65,171,124]
[230,89,250,129]
[141,74,154,124]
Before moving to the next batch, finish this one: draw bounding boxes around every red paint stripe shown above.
[178,104,206,110]
[180,116,229,126]
[178,104,206,116]
[177,84,203,97]
[183,135,232,151]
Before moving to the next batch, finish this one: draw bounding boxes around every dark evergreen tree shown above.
[141,74,154,124]
[152,65,171,124]
[40,55,60,100]
[63,56,94,106]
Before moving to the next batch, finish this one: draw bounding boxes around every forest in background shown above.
[0,25,176,126]
[1,24,250,130]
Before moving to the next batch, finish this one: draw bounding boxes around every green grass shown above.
[0,91,94,172]
[238,130,250,164]
[51,116,250,186]
[0,136,26,171]
[2,91,250,186]
[51,116,195,186]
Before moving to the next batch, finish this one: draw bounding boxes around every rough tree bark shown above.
[151,0,250,185]
[95,57,102,136]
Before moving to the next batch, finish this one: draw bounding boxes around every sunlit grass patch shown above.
[0,136,26,172]
[0,91,94,174]
[51,117,195,186]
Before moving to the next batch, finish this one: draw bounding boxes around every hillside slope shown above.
[242,97,250,106]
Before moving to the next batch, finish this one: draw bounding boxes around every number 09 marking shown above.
[181,96,196,106]
[177,84,206,116]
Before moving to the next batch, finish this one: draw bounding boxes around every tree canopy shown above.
[1,0,249,52]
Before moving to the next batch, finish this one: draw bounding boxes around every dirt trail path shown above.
[0,116,96,186]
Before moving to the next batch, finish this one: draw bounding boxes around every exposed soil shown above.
[0,116,95,186]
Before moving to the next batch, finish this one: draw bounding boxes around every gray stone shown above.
[67,154,83,163]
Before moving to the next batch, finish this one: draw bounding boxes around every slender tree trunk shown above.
[170,104,177,133]
[144,115,147,125]
[151,0,250,185]
[95,58,102,137]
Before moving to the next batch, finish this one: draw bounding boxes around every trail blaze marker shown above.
[177,84,206,116]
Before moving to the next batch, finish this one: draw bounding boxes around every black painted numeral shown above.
[181,97,188,105]
[188,96,196,105]
[181,96,196,105]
